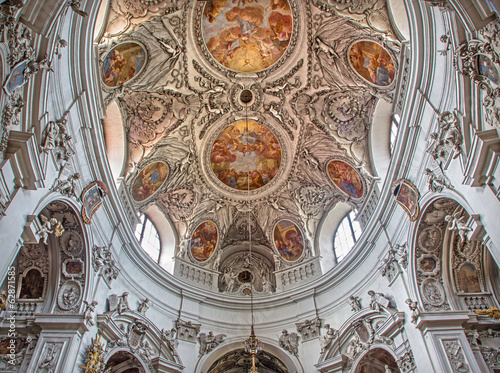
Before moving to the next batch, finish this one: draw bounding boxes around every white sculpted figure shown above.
[279,329,299,356]
[320,324,337,354]
[445,212,472,242]
[37,214,59,245]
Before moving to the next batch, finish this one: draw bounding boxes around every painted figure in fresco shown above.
[349,41,395,86]
[190,222,217,261]
[479,55,499,84]
[211,121,281,190]
[274,222,304,261]
[132,162,168,201]
[327,161,363,198]
[456,263,481,293]
[102,44,145,87]
[20,269,44,299]
[203,0,292,72]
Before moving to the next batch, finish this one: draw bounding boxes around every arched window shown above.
[390,113,400,156]
[135,214,161,262]
[333,210,361,263]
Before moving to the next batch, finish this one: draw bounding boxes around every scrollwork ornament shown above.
[454,38,500,128]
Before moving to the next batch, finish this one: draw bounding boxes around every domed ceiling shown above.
[97,0,402,295]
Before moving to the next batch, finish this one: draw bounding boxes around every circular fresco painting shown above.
[348,41,395,87]
[132,162,169,202]
[274,220,304,261]
[327,160,363,199]
[202,0,292,72]
[210,120,281,191]
[478,55,499,84]
[102,42,146,87]
[190,222,218,262]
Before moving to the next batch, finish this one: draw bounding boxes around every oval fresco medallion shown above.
[274,220,304,261]
[210,120,281,191]
[327,160,363,199]
[348,41,396,87]
[132,162,169,202]
[478,55,499,84]
[202,0,292,72]
[102,42,146,87]
[190,222,218,262]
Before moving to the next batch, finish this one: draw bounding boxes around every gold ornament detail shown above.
[80,335,105,373]
[473,307,500,319]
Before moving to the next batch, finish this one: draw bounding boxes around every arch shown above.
[369,99,393,180]
[352,347,400,373]
[9,197,92,315]
[317,201,352,273]
[195,339,303,373]
[104,349,149,373]
[102,100,127,182]
[411,195,500,313]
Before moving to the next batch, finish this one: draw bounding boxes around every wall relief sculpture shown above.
[219,252,274,294]
[415,199,458,312]
[454,26,500,128]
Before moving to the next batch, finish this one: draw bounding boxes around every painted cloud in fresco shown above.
[203,0,292,72]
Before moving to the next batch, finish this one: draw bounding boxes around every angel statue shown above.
[198,331,225,356]
[445,212,472,242]
[37,214,64,245]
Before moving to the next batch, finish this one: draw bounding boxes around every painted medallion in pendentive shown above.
[210,120,281,191]
[478,55,499,84]
[102,42,146,87]
[273,220,304,261]
[132,162,169,202]
[348,41,396,87]
[202,0,292,72]
[60,230,83,257]
[392,178,420,221]
[190,221,218,262]
[327,160,363,199]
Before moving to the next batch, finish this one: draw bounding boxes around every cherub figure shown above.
[405,298,420,323]
[37,214,59,245]
[445,212,472,242]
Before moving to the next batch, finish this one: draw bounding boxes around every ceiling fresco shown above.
[98,0,401,293]
[202,0,293,72]
[210,120,281,190]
